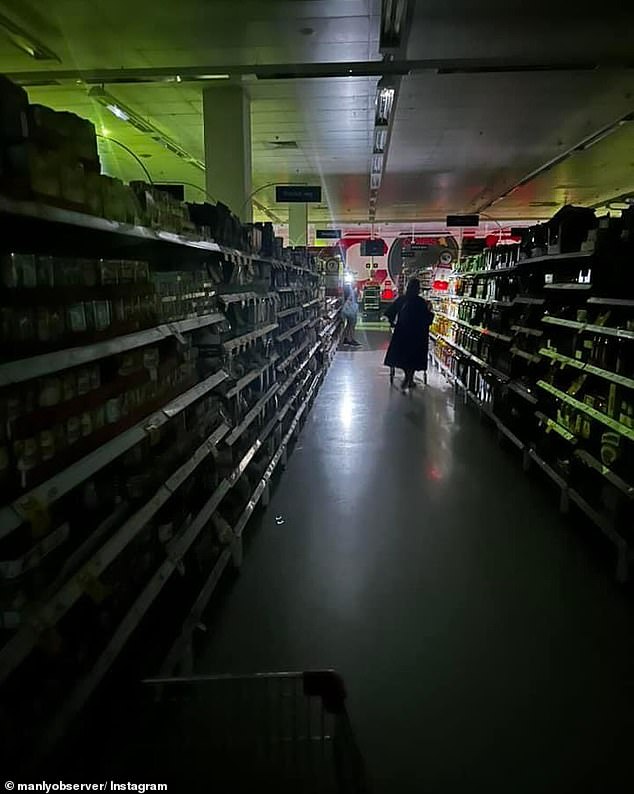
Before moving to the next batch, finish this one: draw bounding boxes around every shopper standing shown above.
[384,278,434,390]
[341,283,361,347]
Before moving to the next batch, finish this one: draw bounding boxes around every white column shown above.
[202,85,252,223]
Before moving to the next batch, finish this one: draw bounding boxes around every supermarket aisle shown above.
[198,332,634,793]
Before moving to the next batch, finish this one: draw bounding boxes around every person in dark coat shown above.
[384,278,434,390]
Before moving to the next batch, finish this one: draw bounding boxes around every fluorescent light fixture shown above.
[374,128,388,152]
[0,11,60,61]
[105,104,130,122]
[371,153,384,174]
[376,87,395,125]
[381,0,409,50]
[371,173,382,190]
[579,126,620,151]
[197,74,231,80]
[90,86,205,171]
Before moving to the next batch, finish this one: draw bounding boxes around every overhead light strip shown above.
[89,87,205,171]
[0,11,60,61]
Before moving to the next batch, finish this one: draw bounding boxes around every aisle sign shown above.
[275,185,322,203]
[410,243,428,251]
[316,229,341,239]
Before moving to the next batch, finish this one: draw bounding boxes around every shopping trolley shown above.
[386,323,428,387]
[141,669,369,793]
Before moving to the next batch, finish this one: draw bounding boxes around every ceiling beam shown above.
[7,57,634,87]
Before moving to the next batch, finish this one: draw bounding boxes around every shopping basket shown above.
[140,669,369,793]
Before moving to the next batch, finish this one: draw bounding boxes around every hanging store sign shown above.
[316,229,342,239]
[275,185,322,203]
[446,214,480,227]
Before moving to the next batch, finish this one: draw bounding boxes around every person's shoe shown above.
[349,339,361,347]
[342,340,351,346]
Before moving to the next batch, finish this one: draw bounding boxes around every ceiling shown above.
[2,0,634,223]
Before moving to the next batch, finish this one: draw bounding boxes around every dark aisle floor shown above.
[197,332,634,793]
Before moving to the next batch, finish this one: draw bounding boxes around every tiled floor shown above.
[194,333,634,792]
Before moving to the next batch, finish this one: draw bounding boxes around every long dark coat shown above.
[384,296,434,371]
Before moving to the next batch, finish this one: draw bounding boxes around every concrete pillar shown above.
[288,203,308,246]
[202,85,252,222]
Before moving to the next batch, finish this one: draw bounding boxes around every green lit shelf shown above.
[519,250,594,265]
[537,380,634,441]
[511,324,543,337]
[454,266,518,278]
[543,282,592,291]
[436,313,512,342]
[542,315,634,340]
[587,297,634,308]
[539,348,634,390]
[574,450,634,499]
[535,410,577,443]
[507,380,538,404]
[510,346,541,363]
[514,296,545,305]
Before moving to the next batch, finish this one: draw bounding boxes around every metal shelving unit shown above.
[431,243,634,583]
[0,190,341,766]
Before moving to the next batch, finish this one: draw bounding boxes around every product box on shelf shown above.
[547,205,596,255]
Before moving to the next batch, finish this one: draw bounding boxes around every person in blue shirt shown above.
[341,283,361,347]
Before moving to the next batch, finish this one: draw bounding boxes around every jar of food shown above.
[49,306,65,340]
[38,430,55,462]
[36,256,55,287]
[14,309,35,342]
[16,254,37,288]
[83,301,96,331]
[135,261,150,283]
[92,301,111,332]
[76,368,91,396]
[111,298,125,324]
[119,261,136,283]
[80,259,98,288]
[38,377,62,407]
[36,307,53,343]
[89,365,101,391]
[80,411,93,437]
[66,416,81,445]
[66,303,87,333]
[1,254,19,288]
[105,397,121,424]
[92,404,105,430]
[15,437,39,471]
[61,372,76,402]
[99,259,119,285]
